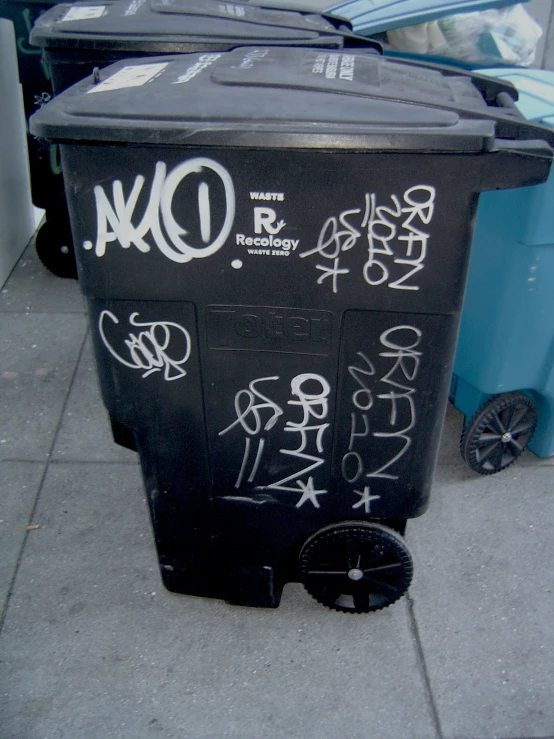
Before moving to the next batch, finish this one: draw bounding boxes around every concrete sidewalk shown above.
[0,242,553,739]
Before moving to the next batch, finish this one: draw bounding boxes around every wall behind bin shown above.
[535,0,554,69]
[0,19,35,288]
[527,0,552,68]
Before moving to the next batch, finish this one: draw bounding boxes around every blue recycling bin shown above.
[451,68,554,474]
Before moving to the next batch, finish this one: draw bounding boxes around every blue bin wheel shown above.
[460,393,538,475]
[35,215,77,280]
[299,522,413,614]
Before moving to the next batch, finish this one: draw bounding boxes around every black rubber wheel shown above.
[461,392,538,475]
[35,216,77,279]
[299,522,413,614]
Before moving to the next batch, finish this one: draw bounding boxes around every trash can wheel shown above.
[299,522,413,614]
[460,392,538,475]
[35,215,77,279]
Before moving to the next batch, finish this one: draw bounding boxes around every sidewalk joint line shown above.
[49,459,139,465]
[0,327,89,634]
[407,593,444,739]
[1,458,138,465]
[0,459,46,465]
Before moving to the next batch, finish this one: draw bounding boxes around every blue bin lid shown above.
[477,68,554,128]
[327,0,529,36]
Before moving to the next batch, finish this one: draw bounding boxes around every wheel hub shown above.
[347,568,364,581]
[461,393,538,475]
[300,523,413,613]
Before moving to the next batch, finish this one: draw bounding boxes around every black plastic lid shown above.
[30,46,554,153]
[30,0,359,50]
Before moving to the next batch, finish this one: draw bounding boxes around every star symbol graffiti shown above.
[295,477,327,509]
[352,486,380,514]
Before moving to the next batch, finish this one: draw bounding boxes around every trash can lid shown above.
[477,69,554,130]
[326,0,530,36]
[30,0,357,51]
[29,46,553,151]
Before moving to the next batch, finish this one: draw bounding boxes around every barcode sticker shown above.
[87,63,169,93]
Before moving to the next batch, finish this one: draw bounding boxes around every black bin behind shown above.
[29,0,378,278]
[32,0,373,94]
[30,47,553,613]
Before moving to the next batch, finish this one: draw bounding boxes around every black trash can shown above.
[28,0,378,278]
[31,0,375,94]
[1,0,66,249]
[30,48,553,612]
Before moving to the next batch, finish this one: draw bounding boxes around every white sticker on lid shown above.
[124,0,147,15]
[217,3,245,16]
[60,5,106,21]
[87,63,169,93]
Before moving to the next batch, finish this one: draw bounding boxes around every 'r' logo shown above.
[254,207,286,235]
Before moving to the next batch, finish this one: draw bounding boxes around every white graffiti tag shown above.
[219,376,284,488]
[220,373,330,508]
[368,326,422,479]
[99,310,191,381]
[342,325,422,499]
[86,158,235,263]
[300,186,436,293]
[267,373,330,508]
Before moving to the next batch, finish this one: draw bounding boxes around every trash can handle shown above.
[338,28,383,53]
[321,12,383,53]
[496,92,524,120]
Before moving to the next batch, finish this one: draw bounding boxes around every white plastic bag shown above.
[387,4,543,67]
[387,22,448,56]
